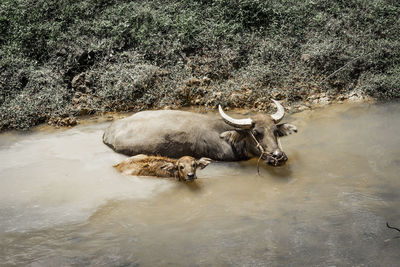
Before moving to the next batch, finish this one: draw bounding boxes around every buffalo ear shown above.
[161,162,177,172]
[197,157,212,169]
[276,123,297,137]
[220,130,246,144]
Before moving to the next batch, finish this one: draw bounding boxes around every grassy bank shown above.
[1,0,399,130]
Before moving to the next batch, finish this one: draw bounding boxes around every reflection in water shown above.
[0,102,400,266]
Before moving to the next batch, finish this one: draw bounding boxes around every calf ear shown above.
[276,123,297,137]
[161,162,177,172]
[220,130,246,144]
[197,157,212,169]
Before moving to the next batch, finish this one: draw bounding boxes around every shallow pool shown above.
[1,102,399,266]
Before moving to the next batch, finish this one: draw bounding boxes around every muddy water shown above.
[0,103,399,266]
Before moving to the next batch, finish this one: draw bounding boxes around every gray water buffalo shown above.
[103,100,297,166]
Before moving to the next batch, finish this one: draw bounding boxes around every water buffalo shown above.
[114,154,211,182]
[103,100,297,166]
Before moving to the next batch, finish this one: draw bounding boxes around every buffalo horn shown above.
[270,99,285,123]
[218,105,254,129]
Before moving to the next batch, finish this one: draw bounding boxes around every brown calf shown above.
[114,154,211,182]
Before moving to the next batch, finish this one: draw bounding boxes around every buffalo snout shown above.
[265,150,288,166]
[185,172,197,182]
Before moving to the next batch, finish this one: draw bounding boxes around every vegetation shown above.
[1,0,399,130]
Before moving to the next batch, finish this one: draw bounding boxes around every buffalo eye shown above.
[192,162,196,167]
[252,129,263,137]
[273,126,280,136]
[179,164,184,170]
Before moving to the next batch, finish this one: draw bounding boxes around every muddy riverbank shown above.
[37,91,376,131]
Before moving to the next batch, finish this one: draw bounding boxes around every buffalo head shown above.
[174,156,212,182]
[219,100,297,166]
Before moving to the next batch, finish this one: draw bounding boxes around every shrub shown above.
[0,0,399,130]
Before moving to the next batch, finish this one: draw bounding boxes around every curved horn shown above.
[218,105,254,129]
[270,99,285,123]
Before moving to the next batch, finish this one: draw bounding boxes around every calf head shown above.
[219,100,297,166]
[163,156,212,182]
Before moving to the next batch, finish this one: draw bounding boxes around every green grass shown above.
[1,0,399,130]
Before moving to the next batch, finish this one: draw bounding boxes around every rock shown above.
[336,95,346,101]
[60,117,78,126]
[347,89,367,102]
[76,106,90,116]
[48,116,78,127]
[185,78,202,87]
[307,94,317,101]
[312,95,330,106]
[184,76,211,87]
[295,105,310,112]
[271,91,285,100]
